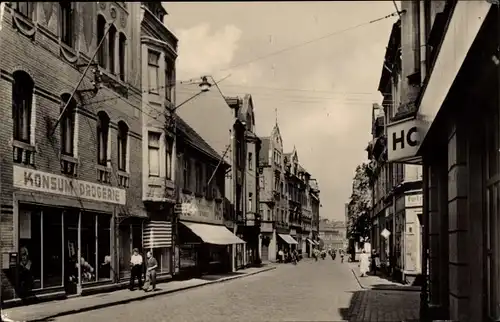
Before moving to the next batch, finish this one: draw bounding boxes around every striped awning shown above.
[278,234,298,245]
[143,221,172,249]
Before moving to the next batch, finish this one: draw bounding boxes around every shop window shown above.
[179,245,197,269]
[97,215,111,281]
[118,33,127,81]
[148,131,161,177]
[42,209,63,288]
[81,213,96,283]
[97,15,107,68]
[97,111,110,166]
[59,2,74,48]
[12,70,34,144]
[152,247,171,274]
[19,209,42,291]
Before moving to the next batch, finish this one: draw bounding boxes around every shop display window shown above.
[19,209,42,291]
[81,213,97,283]
[43,209,63,288]
[97,215,111,280]
[152,247,171,274]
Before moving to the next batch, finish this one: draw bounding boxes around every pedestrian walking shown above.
[340,250,344,263]
[129,248,143,291]
[144,251,158,292]
[358,250,370,277]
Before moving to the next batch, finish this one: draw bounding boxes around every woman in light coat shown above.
[358,250,370,277]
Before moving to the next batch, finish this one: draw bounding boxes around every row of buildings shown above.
[365,1,498,321]
[0,2,321,306]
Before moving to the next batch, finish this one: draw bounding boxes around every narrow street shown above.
[53,259,357,322]
[47,259,419,322]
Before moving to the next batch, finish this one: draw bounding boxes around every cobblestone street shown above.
[43,258,420,322]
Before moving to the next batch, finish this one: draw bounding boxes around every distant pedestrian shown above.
[129,248,143,291]
[359,250,370,277]
[278,249,284,263]
[144,251,158,292]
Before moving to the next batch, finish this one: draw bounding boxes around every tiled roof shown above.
[174,114,228,166]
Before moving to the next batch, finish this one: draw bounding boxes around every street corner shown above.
[340,289,420,322]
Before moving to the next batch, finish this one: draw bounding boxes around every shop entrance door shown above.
[64,211,79,295]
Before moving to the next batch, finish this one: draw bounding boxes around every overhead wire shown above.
[218,11,400,72]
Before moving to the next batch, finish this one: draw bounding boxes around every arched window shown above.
[59,2,74,47]
[97,15,107,68]
[97,111,110,166]
[60,93,76,156]
[117,121,128,171]
[118,33,127,81]
[108,24,117,74]
[12,71,34,143]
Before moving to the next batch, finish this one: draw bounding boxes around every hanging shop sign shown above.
[387,117,421,163]
[13,166,126,205]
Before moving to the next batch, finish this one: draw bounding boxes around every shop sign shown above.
[405,194,423,208]
[290,228,297,236]
[13,166,126,205]
[387,117,421,163]
[175,193,223,224]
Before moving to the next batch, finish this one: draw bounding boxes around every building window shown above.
[183,157,191,190]
[148,132,161,176]
[148,51,160,94]
[12,71,34,143]
[195,162,203,195]
[97,15,107,68]
[108,24,117,74]
[165,59,175,102]
[248,193,253,212]
[97,112,110,166]
[59,2,74,48]
[117,121,128,171]
[166,137,173,180]
[15,2,35,20]
[248,152,253,170]
[118,33,126,81]
[60,94,76,156]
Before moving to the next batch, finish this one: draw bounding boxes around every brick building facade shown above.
[0,2,145,303]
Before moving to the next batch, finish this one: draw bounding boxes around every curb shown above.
[350,268,420,292]
[24,266,276,322]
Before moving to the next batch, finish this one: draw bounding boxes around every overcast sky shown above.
[163,1,399,221]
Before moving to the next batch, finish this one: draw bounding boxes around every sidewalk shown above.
[1,265,276,322]
[348,262,421,292]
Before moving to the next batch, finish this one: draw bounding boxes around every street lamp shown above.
[199,76,211,92]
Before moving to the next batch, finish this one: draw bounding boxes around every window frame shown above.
[165,58,175,102]
[60,95,76,157]
[148,51,160,94]
[97,112,110,167]
[117,121,129,172]
[148,131,161,177]
[12,71,34,144]
[59,2,74,48]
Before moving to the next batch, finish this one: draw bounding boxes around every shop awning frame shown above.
[278,234,298,245]
[180,221,245,245]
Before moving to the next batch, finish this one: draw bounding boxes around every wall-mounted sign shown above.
[13,166,126,205]
[405,193,423,208]
[175,193,223,224]
[387,118,421,163]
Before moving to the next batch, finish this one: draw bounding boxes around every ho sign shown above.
[387,118,421,162]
